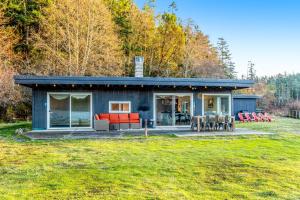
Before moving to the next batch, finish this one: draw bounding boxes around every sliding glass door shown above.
[48,93,92,129]
[156,95,173,126]
[71,95,91,127]
[175,95,192,126]
[155,94,193,126]
[49,94,70,128]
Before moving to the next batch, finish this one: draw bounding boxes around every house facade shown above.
[14,75,254,130]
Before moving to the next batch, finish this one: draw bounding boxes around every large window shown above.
[48,93,92,129]
[71,95,91,127]
[203,94,231,116]
[109,101,131,113]
[155,94,193,126]
[49,94,70,128]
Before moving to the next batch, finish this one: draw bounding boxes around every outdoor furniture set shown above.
[238,112,272,122]
[191,115,235,132]
[94,113,142,131]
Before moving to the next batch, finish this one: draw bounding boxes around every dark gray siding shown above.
[32,87,233,130]
[32,89,47,130]
[93,88,154,119]
[233,98,257,119]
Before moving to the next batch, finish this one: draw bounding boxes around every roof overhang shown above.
[233,95,261,99]
[14,75,254,90]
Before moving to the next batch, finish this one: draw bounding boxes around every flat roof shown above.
[14,75,254,89]
[233,95,261,99]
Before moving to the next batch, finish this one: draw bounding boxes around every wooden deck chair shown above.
[238,113,247,122]
[245,112,255,122]
[251,112,260,122]
[264,113,272,122]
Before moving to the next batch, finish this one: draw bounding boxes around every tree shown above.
[217,37,236,79]
[1,0,50,71]
[133,4,156,76]
[0,7,19,68]
[0,8,23,120]
[247,61,256,80]
[181,20,223,78]
[168,1,177,13]
[152,12,185,77]
[32,0,124,76]
[104,0,157,76]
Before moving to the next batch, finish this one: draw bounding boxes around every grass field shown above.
[0,118,299,199]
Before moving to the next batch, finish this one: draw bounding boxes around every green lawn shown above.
[0,118,299,199]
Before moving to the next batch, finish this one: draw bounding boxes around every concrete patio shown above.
[25,127,275,140]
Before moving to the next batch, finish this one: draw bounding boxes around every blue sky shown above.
[135,0,300,77]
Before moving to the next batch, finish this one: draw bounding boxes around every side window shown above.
[109,101,131,113]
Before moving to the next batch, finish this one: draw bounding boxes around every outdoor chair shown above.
[225,115,234,131]
[129,113,142,129]
[190,116,198,131]
[94,114,109,131]
[208,115,216,131]
[245,112,255,122]
[264,113,272,122]
[119,114,130,129]
[251,112,260,122]
[213,115,219,130]
[202,115,211,131]
[217,115,226,130]
[238,112,247,122]
[258,113,266,122]
[109,114,120,130]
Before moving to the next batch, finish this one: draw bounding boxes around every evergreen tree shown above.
[168,1,177,13]
[217,37,236,79]
[1,0,50,58]
[247,61,256,80]
[227,61,237,79]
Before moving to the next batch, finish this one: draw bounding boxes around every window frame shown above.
[201,93,232,116]
[47,92,93,130]
[153,93,194,127]
[109,101,131,113]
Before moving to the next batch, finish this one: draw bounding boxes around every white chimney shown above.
[134,56,144,77]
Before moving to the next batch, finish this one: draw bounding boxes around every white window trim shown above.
[47,92,93,130]
[109,101,131,113]
[153,93,194,127]
[201,93,232,116]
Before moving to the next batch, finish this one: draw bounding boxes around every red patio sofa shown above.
[94,113,142,130]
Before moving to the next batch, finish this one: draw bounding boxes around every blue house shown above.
[15,74,254,130]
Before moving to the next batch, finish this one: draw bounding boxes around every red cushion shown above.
[129,113,139,120]
[109,114,119,123]
[99,113,109,120]
[95,114,100,120]
[119,114,130,123]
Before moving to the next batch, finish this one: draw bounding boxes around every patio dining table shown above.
[191,115,235,132]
